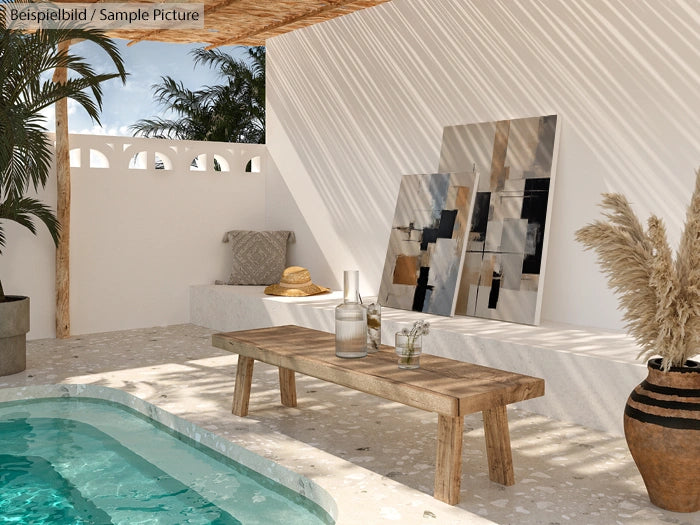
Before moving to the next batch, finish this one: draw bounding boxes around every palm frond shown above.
[130,117,203,140]
[133,47,265,144]
[0,21,124,277]
[0,195,60,253]
[1,118,53,196]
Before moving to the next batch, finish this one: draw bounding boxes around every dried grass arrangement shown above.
[576,169,700,370]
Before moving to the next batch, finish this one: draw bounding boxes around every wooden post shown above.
[434,414,464,505]
[232,355,255,416]
[483,405,515,486]
[53,40,71,338]
[278,367,297,407]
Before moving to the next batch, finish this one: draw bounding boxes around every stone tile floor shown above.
[1,324,697,525]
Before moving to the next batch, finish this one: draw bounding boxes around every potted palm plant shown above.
[0,22,126,375]
[576,169,700,513]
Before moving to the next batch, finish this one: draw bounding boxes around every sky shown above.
[43,39,251,136]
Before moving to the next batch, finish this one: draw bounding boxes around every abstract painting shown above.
[378,171,479,316]
[438,115,560,325]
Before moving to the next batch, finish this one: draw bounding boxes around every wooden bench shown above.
[212,324,545,505]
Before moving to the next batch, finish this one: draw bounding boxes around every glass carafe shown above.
[335,270,367,358]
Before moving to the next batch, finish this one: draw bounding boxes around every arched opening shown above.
[89,149,109,168]
[245,155,261,173]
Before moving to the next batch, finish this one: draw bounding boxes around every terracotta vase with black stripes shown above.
[624,358,700,513]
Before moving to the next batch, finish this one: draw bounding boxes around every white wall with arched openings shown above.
[0,134,267,338]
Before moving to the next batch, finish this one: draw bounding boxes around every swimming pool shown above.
[0,390,335,524]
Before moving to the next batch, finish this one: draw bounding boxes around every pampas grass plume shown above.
[576,169,700,370]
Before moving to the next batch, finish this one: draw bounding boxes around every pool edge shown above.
[0,383,339,522]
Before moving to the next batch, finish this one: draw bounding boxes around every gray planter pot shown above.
[0,296,29,376]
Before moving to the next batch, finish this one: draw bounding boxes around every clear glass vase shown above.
[366,303,381,353]
[335,270,367,358]
[395,332,422,369]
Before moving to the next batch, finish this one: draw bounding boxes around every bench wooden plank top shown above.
[212,324,544,416]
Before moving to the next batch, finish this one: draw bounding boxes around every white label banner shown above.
[4,3,205,30]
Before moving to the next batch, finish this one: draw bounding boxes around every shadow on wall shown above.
[265,0,699,327]
[264,157,336,287]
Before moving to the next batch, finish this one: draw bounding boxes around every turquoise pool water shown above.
[0,398,334,525]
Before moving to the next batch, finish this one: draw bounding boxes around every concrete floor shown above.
[1,324,697,525]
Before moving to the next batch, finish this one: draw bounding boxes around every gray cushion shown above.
[220,230,294,285]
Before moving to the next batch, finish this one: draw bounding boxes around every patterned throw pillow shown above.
[221,230,294,285]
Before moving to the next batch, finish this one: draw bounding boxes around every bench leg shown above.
[279,367,297,407]
[232,355,255,417]
[434,414,464,505]
[482,405,515,486]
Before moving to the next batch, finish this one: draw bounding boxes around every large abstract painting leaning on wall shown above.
[378,171,478,317]
[438,115,560,325]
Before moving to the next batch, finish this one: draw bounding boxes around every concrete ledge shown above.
[190,284,647,436]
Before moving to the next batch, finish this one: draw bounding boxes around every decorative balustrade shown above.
[59,134,265,174]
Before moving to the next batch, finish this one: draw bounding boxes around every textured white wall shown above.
[0,135,267,339]
[0,182,57,339]
[265,0,700,331]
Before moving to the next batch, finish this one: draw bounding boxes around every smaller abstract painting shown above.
[378,171,479,316]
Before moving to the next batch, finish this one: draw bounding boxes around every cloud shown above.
[40,105,56,132]
[67,98,79,116]
[71,124,131,136]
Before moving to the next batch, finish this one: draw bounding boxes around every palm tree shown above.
[0,24,127,300]
[131,46,265,144]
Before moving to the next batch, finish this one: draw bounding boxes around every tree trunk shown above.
[53,41,71,339]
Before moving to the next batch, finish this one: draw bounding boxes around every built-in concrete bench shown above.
[190,284,647,436]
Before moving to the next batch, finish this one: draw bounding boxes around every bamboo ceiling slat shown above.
[40,0,391,47]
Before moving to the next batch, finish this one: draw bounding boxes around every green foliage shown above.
[131,46,265,144]
[0,22,126,298]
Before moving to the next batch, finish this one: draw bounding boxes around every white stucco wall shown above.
[264,0,700,331]
[0,135,267,339]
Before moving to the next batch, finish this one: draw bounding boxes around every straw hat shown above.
[264,266,330,297]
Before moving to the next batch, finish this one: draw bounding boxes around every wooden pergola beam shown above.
[42,0,391,46]
[126,0,247,47]
[204,0,363,49]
